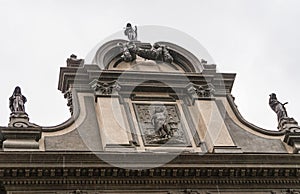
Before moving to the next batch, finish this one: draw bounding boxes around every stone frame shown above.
[133,103,190,147]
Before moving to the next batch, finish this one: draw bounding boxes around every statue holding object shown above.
[120,23,173,63]
[124,23,137,41]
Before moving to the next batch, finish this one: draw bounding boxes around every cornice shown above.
[0,152,300,166]
[1,153,300,189]
[1,167,300,190]
[58,64,236,95]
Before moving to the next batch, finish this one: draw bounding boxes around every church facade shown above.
[1,24,300,194]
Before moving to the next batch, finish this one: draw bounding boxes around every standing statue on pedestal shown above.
[269,93,300,133]
[124,23,137,41]
[8,86,39,128]
[9,86,27,113]
[119,23,174,64]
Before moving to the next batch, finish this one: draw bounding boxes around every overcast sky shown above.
[0,0,299,131]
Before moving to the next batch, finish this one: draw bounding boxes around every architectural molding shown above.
[226,94,286,136]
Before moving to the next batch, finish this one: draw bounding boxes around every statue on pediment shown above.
[269,93,288,122]
[66,54,83,66]
[135,43,173,63]
[119,42,137,62]
[124,23,137,41]
[9,86,27,113]
[119,41,173,63]
[120,23,173,64]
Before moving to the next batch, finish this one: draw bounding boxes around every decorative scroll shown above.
[134,104,189,146]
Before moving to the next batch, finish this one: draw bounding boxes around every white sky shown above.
[0,0,299,131]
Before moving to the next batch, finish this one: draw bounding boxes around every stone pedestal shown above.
[0,112,41,151]
[278,117,300,132]
[281,118,300,153]
[284,132,300,153]
[1,127,41,151]
[8,112,39,128]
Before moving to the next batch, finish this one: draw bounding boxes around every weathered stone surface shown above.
[1,127,41,151]
[134,104,189,146]
[216,100,287,153]
[1,89,42,151]
[45,97,103,151]
[66,54,83,67]
[96,97,130,148]
[2,25,298,193]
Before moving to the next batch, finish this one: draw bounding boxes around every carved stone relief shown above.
[69,189,88,194]
[119,41,174,64]
[134,104,189,146]
[282,189,300,194]
[187,83,215,98]
[119,23,173,64]
[90,80,121,95]
[64,88,73,115]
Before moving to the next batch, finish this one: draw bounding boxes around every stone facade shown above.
[1,29,300,193]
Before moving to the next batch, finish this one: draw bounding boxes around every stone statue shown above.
[119,42,174,63]
[119,42,137,62]
[135,43,173,63]
[119,23,174,63]
[124,23,137,41]
[269,93,288,122]
[268,93,300,132]
[66,54,83,66]
[9,86,27,113]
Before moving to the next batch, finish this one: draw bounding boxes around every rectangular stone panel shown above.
[133,103,189,146]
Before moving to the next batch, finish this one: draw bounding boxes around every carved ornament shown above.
[187,83,215,98]
[90,80,121,95]
[64,88,73,115]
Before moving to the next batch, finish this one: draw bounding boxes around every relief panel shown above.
[133,103,190,146]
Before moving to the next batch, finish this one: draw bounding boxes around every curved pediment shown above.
[91,39,205,73]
